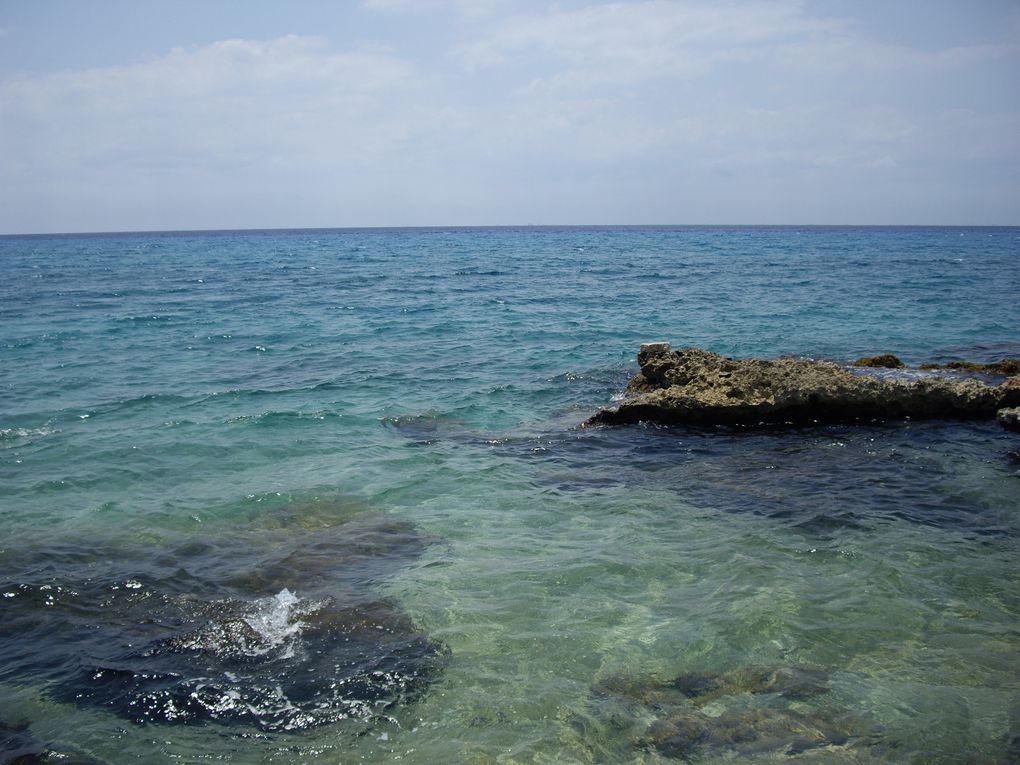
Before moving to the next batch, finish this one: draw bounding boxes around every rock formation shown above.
[998,407,1020,431]
[586,344,1020,427]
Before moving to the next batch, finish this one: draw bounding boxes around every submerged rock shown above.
[592,665,877,761]
[587,346,1020,427]
[381,411,465,445]
[0,718,105,764]
[2,504,449,734]
[594,664,831,709]
[673,665,831,703]
[64,593,448,731]
[648,706,859,760]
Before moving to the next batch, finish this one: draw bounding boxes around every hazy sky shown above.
[1,0,1018,232]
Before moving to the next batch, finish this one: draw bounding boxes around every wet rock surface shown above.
[853,354,1020,375]
[587,346,1020,427]
[998,407,1020,431]
[853,354,906,369]
[920,358,1020,375]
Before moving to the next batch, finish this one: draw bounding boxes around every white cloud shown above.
[1,1,1017,231]
[775,37,1018,76]
[0,35,435,180]
[0,34,468,230]
[360,0,504,18]
[451,0,841,82]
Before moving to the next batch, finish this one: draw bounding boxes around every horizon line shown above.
[3,222,1019,238]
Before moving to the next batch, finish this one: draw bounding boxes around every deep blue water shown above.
[1,226,1018,763]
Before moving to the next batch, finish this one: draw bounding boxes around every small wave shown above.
[0,426,59,445]
[63,392,197,420]
[227,410,344,426]
[846,367,948,381]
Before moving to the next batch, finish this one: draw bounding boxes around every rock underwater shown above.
[589,665,882,761]
[0,503,449,735]
[586,344,1020,427]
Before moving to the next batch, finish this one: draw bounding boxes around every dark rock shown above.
[2,505,449,734]
[671,672,723,698]
[591,674,675,706]
[740,665,831,700]
[853,354,905,368]
[998,407,1020,431]
[670,665,830,704]
[638,341,672,364]
[648,706,859,760]
[649,713,710,759]
[587,346,1020,427]
[920,358,1020,375]
[1,718,106,764]
[63,595,449,731]
[381,412,466,445]
[1,719,45,765]
[593,664,879,761]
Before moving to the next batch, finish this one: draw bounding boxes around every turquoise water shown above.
[1,226,1018,763]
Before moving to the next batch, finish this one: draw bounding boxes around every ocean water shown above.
[0,226,1018,764]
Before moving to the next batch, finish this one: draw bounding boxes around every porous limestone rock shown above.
[853,354,905,368]
[587,346,1020,427]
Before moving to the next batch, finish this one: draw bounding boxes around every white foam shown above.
[0,426,59,445]
[242,588,304,656]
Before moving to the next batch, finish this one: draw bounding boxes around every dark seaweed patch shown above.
[505,420,1018,537]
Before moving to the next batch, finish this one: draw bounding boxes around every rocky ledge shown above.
[586,343,1020,427]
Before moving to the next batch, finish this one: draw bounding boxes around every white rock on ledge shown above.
[639,341,672,356]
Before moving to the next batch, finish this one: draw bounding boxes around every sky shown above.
[1,0,1018,233]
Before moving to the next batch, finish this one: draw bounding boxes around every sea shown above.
[0,226,1018,764]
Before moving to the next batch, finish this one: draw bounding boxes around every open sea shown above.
[1,226,1018,764]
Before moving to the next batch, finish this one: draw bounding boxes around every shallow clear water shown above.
[1,226,1018,763]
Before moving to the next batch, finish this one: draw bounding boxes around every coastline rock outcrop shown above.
[586,344,1020,427]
